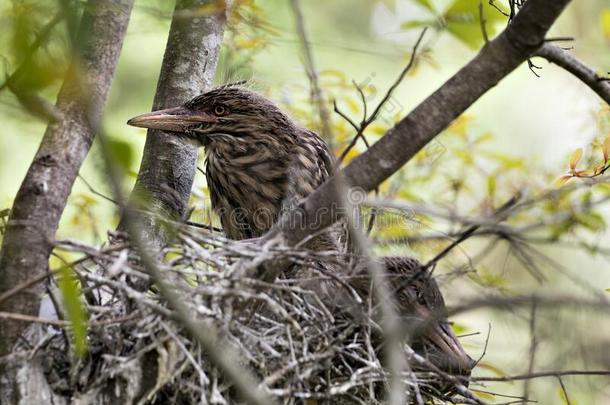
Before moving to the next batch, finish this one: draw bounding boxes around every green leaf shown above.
[415,0,437,13]
[57,265,88,357]
[569,148,583,171]
[576,212,606,232]
[107,137,134,173]
[470,268,508,289]
[473,390,496,401]
[451,322,469,335]
[487,174,496,196]
[477,361,509,377]
[400,20,436,30]
[601,9,610,40]
[558,385,579,405]
[554,175,572,188]
[482,151,525,170]
[443,0,508,49]
[602,133,610,162]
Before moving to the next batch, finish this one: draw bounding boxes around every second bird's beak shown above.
[426,321,476,375]
[127,106,216,133]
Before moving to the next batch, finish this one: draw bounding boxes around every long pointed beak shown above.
[426,321,475,375]
[411,302,474,376]
[127,106,216,133]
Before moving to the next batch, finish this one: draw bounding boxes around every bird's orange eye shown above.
[214,105,227,116]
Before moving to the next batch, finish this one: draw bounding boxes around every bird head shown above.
[127,85,331,240]
[126,85,297,147]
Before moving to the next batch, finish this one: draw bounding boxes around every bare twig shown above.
[472,369,610,382]
[557,376,572,405]
[78,174,118,205]
[423,194,520,271]
[479,1,489,44]
[290,0,334,149]
[522,301,538,403]
[449,295,610,317]
[338,28,428,164]
[535,43,610,104]
[474,324,492,366]
[0,311,140,327]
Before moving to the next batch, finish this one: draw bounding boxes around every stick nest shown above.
[4,227,478,405]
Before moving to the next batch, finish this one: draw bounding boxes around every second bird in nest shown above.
[128,84,474,393]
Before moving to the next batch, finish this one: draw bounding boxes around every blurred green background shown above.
[1,0,610,403]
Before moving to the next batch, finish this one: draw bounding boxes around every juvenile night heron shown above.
[128,86,331,241]
[128,84,473,389]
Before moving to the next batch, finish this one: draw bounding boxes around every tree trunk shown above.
[0,0,134,356]
[0,1,229,398]
[118,0,228,248]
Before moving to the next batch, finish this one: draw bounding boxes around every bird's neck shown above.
[203,126,334,244]
[204,139,292,240]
